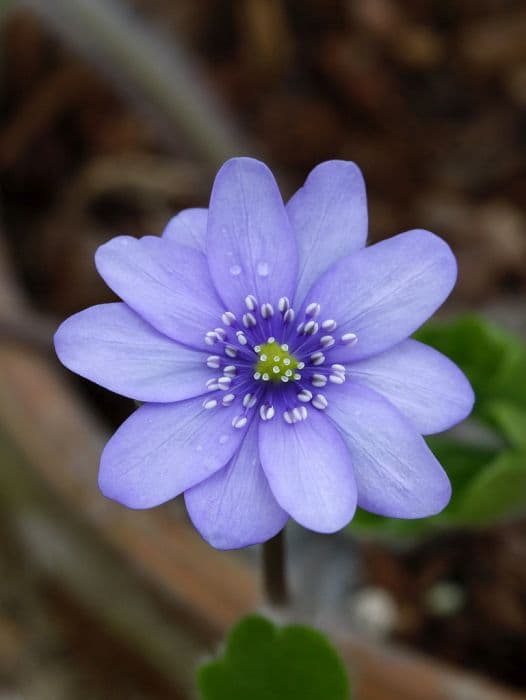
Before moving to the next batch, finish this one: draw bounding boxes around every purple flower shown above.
[54,158,474,549]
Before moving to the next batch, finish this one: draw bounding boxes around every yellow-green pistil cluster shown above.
[253,340,303,383]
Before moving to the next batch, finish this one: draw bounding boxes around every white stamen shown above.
[341,332,358,346]
[331,363,346,373]
[297,361,305,369]
[292,406,304,422]
[232,415,248,429]
[312,394,328,410]
[222,393,235,406]
[262,373,270,381]
[329,373,345,384]
[304,320,319,335]
[297,389,313,402]
[223,365,237,377]
[272,366,280,374]
[245,294,257,311]
[225,345,238,358]
[214,327,226,340]
[283,308,295,324]
[260,354,267,361]
[260,404,275,421]
[243,312,256,328]
[283,358,291,365]
[278,297,290,313]
[321,319,337,331]
[221,311,236,326]
[273,355,280,362]
[281,344,289,351]
[285,369,292,377]
[243,392,257,408]
[296,322,305,335]
[205,331,218,345]
[283,410,294,425]
[280,375,289,383]
[236,330,248,345]
[306,302,321,317]
[320,335,335,348]
[206,355,221,369]
[253,371,261,380]
[293,372,302,380]
[217,376,232,390]
[310,351,326,366]
[254,345,261,353]
[203,398,218,410]
[312,374,328,387]
[206,378,220,390]
[267,336,275,343]
[261,302,274,319]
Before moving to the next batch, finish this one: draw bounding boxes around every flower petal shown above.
[207,157,298,316]
[258,407,357,533]
[99,396,250,509]
[327,382,451,518]
[95,235,224,349]
[54,302,211,402]
[304,230,457,363]
[185,422,288,549]
[287,160,367,305]
[162,207,207,253]
[349,339,474,435]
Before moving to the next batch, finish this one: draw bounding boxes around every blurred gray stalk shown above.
[16,0,251,168]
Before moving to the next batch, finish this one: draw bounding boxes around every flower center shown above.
[254,341,299,383]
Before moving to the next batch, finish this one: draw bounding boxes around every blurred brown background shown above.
[1,1,526,699]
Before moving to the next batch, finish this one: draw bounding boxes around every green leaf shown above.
[197,615,350,700]
[484,400,526,450]
[458,450,526,524]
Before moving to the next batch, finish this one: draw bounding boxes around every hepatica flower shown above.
[55,158,474,549]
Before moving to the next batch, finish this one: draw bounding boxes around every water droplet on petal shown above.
[257,261,270,277]
[219,434,229,445]
[229,264,242,276]
[195,444,203,452]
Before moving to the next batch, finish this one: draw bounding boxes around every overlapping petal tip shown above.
[349,339,474,435]
[327,383,452,518]
[185,423,288,549]
[206,157,298,317]
[303,229,457,363]
[258,405,357,533]
[287,160,368,305]
[95,235,224,350]
[162,207,208,254]
[54,302,212,403]
[98,397,251,509]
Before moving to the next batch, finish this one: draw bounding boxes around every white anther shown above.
[312,374,328,387]
[243,393,255,408]
[203,398,218,410]
[312,394,328,410]
[205,331,218,345]
[281,344,289,351]
[297,389,313,402]
[283,308,295,324]
[261,303,274,319]
[223,365,237,377]
[260,404,275,421]
[304,320,319,335]
[272,366,280,374]
[254,345,261,353]
[221,311,236,326]
[260,354,267,361]
[320,335,335,348]
[297,362,305,369]
[214,327,226,340]
[283,358,291,366]
[293,373,302,380]
[222,393,235,406]
[292,406,305,422]
[310,351,326,366]
[262,373,270,381]
[232,415,248,429]
[253,371,261,380]
[296,322,305,335]
[280,375,289,383]
[285,369,292,377]
[267,336,276,343]
[278,297,290,313]
[331,363,346,373]
[206,355,221,369]
[245,295,258,311]
[206,378,220,390]
[243,312,256,328]
[225,345,238,358]
[306,302,321,317]
[273,355,280,362]
[341,332,358,346]
[236,330,248,345]
[283,410,294,425]
[329,373,345,384]
[217,376,232,390]
[321,319,337,331]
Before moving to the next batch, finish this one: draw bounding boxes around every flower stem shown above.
[262,529,289,607]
